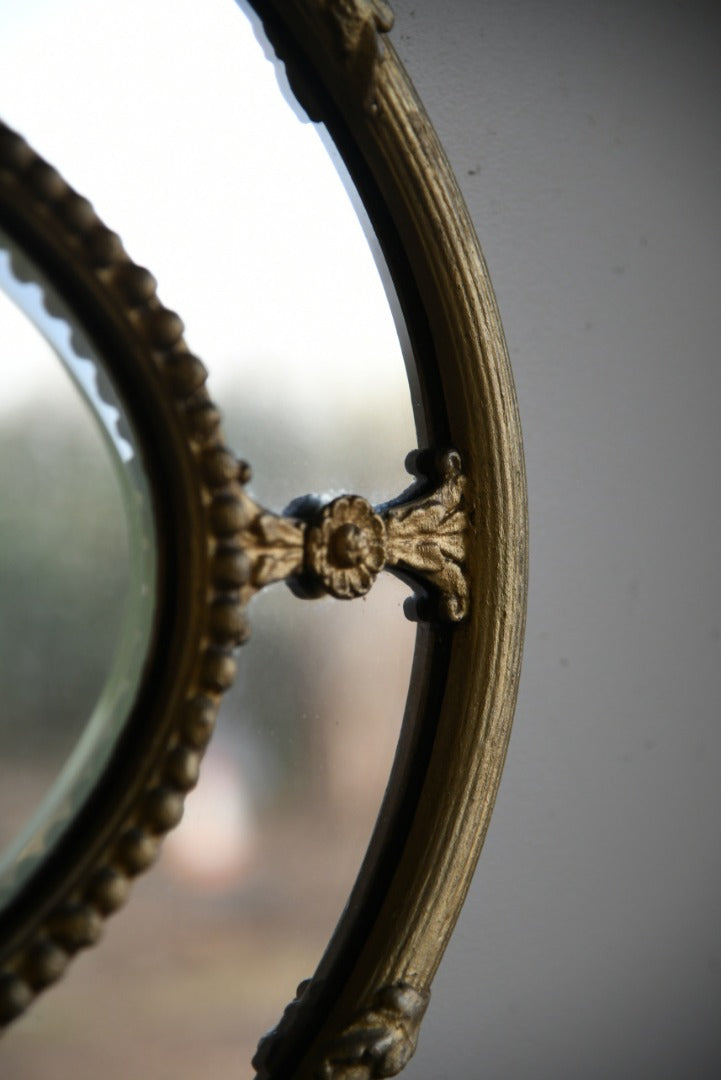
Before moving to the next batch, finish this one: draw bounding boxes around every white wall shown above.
[391,2,721,1077]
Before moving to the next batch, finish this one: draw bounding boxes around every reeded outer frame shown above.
[244,3,527,1078]
[0,1,527,1077]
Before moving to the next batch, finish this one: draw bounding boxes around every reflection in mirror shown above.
[1,0,417,1073]
[0,230,156,912]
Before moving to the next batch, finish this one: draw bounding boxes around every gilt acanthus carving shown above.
[253,0,393,123]
[383,449,469,621]
[321,0,394,61]
[317,984,430,1080]
[320,0,394,111]
[252,980,429,1080]
[234,489,305,606]
[236,449,470,622]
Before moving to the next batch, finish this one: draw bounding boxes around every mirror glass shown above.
[0,0,418,1072]
[0,229,157,911]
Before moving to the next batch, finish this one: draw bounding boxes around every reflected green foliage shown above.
[0,408,128,764]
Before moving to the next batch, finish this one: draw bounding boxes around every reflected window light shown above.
[0,0,418,1071]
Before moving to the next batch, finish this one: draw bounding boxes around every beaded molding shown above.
[0,119,250,1026]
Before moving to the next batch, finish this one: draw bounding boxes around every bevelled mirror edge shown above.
[0,117,253,1025]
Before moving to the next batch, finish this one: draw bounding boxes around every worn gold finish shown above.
[0,0,527,1076]
[316,984,429,1080]
[313,0,394,111]
[256,979,430,1080]
[238,448,469,620]
[245,2,528,1078]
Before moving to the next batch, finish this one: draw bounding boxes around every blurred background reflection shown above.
[0,0,418,1074]
[0,234,156,911]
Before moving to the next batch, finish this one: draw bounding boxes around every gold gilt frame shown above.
[0,2,527,1077]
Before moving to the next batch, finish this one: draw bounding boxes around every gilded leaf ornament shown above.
[235,449,470,622]
[316,984,430,1080]
[383,449,468,621]
[320,0,395,111]
[253,980,429,1080]
[321,0,394,61]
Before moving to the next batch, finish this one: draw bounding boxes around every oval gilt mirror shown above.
[0,2,527,1077]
